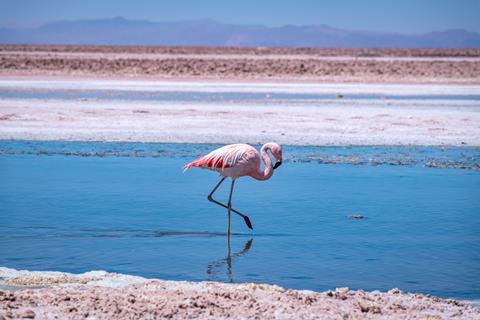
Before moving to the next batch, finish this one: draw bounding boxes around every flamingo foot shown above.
[243,216,253,230]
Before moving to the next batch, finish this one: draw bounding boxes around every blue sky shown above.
[1,0,480,33]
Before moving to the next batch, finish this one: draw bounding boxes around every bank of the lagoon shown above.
[1,267,479,320]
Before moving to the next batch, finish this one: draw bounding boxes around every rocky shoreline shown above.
[0,267,479,319]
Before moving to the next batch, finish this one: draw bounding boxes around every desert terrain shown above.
[1,45,480,83]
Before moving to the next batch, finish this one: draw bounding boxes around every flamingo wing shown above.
[183,144,256,173]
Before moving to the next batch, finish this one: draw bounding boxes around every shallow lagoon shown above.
[0,141,479,300]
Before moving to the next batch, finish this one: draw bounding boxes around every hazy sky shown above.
[1,0,480,33]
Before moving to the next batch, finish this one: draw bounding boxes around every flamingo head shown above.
[268,142,283,170]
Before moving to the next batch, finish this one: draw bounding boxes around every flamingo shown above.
[183,142,282,235]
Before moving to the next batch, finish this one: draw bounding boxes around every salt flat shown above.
[0,79,479,146]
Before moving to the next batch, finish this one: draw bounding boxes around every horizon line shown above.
[2,16,479,36]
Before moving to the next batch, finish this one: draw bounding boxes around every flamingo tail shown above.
[183,159,201,172]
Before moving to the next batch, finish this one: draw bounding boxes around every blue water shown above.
[1,141,479,300]
[2,88,480,103]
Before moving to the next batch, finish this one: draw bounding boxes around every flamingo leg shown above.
[207,177,226,200]
[207,177,253,230]
[227,179,235,237]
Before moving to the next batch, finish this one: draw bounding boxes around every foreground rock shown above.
[0,268,478,319]
[2,283,479,320]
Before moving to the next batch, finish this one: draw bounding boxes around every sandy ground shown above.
[1,80,479,146]
[1,267,479,320]
[1,45,480,83]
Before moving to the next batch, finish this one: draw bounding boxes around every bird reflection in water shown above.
[207,237,253,283]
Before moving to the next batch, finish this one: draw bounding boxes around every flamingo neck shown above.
[252,144,274,181]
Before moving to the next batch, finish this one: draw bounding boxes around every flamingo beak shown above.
[273,160,282,169]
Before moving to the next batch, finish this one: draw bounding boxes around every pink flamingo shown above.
[183,143,283,235]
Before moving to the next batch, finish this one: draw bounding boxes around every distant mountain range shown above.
[1,17,480,48]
